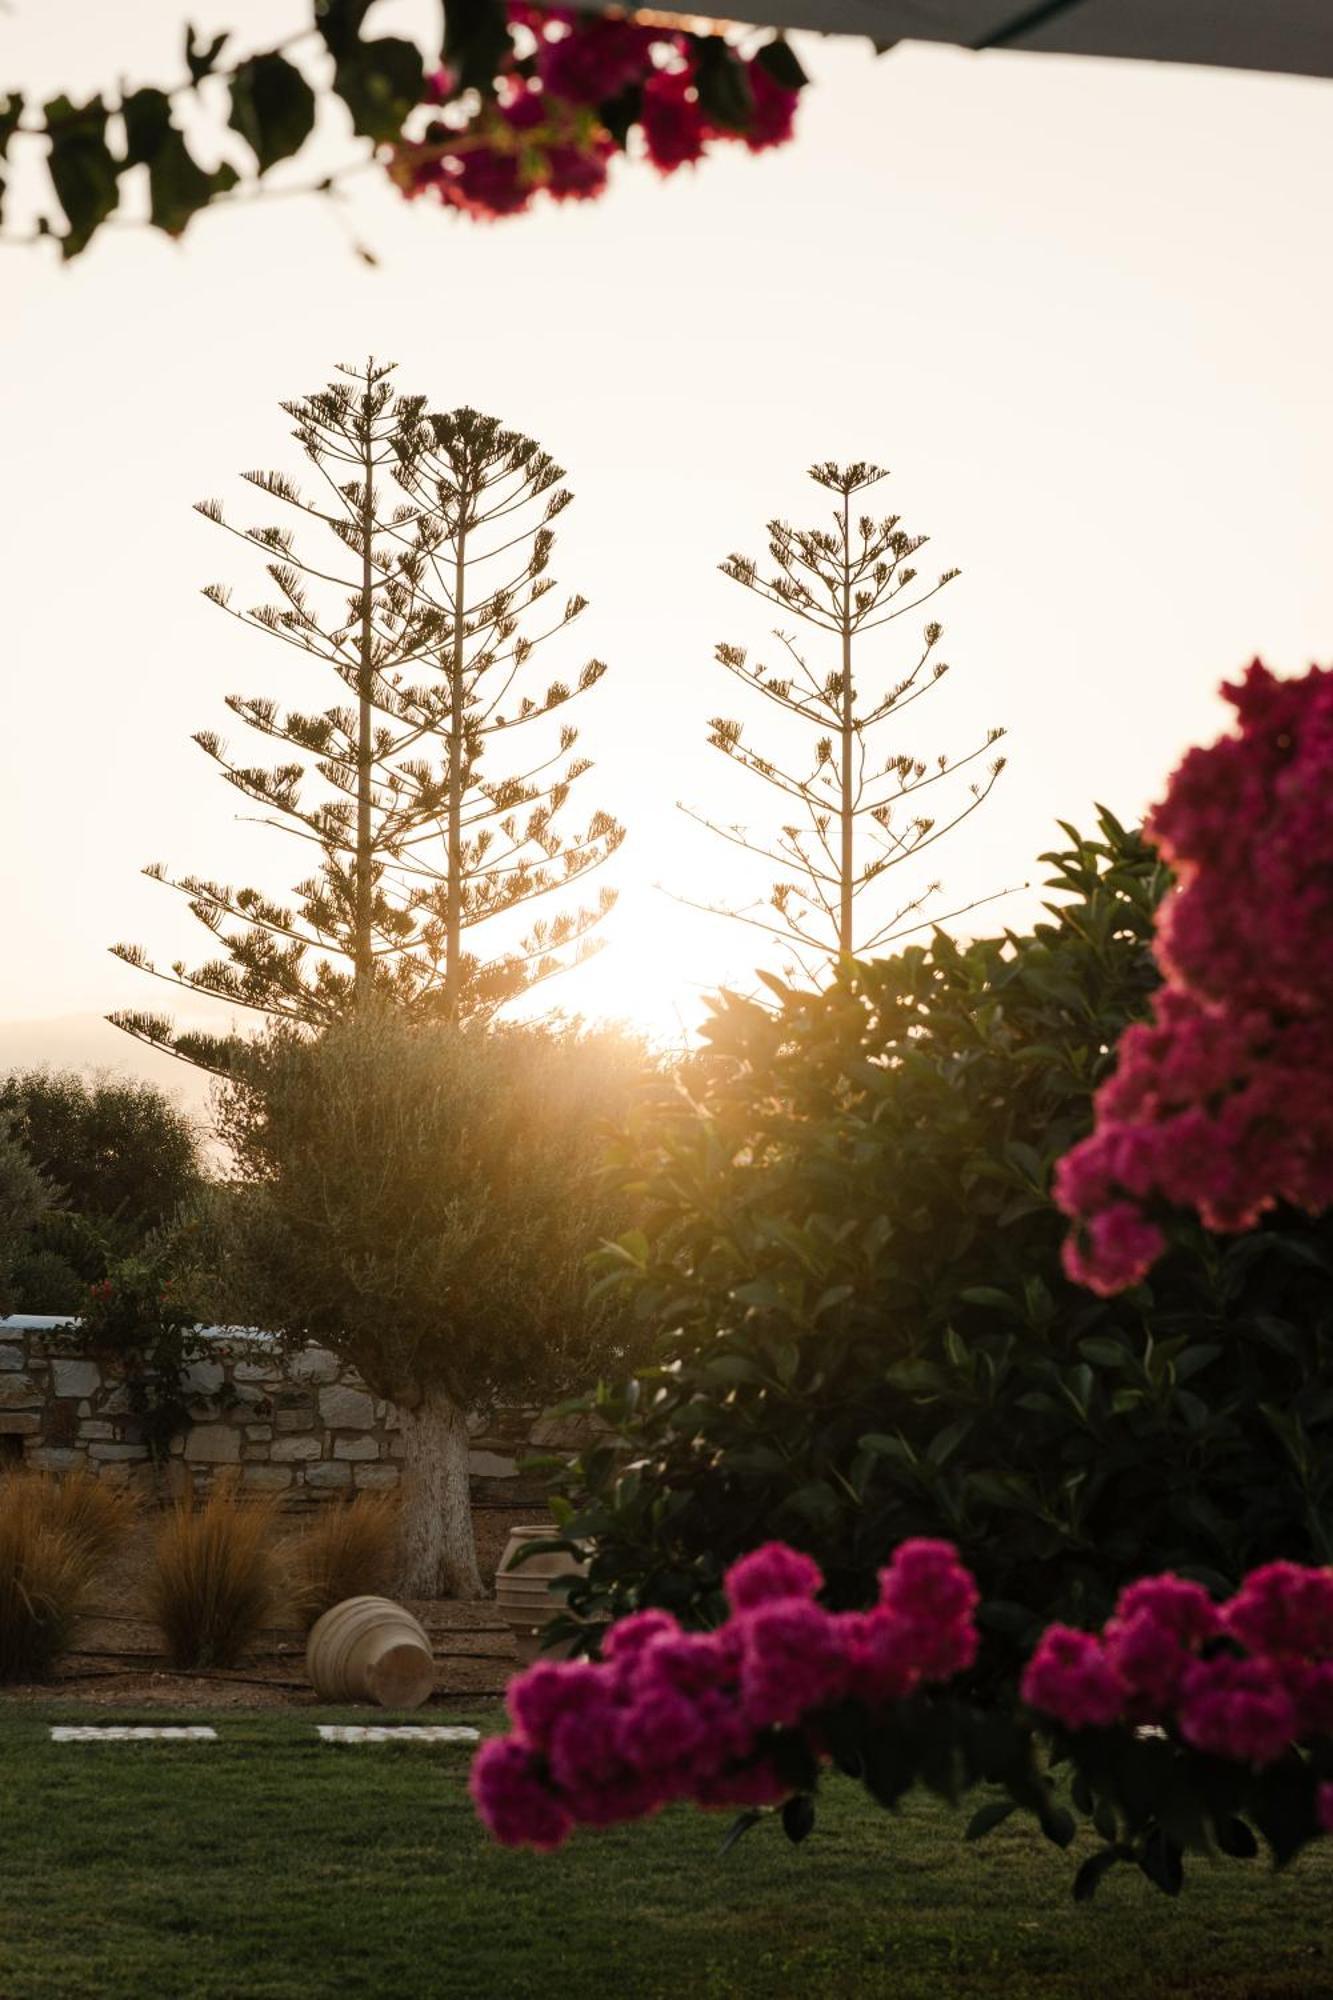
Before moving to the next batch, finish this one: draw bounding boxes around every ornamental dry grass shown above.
[287,1493,401,1631]
[32,1465,138,1568]
[148,1477,283,1670]
[0,1470,128,1682]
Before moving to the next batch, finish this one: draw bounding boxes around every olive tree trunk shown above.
[396,1388,485,1600]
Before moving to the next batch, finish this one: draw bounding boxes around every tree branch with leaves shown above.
[1,4,809,256]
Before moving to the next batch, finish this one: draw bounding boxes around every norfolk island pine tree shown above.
[111,359,625,1596]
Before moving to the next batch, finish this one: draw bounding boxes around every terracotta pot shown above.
[306,1595,435,1709]
[495,1524,587,1664]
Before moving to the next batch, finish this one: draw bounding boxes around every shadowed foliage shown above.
[198,1008,641,1599]
[550,813,1333,1675]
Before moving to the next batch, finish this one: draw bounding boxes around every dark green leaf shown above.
[958,1286,1020,1315]
[1078,1337,1127,1368]
[926,1419,969,1468]
[0,92,21,227]
[862,1728,916,1810]
[1138,1827,1184,1897]
[185,26,230,84]
[334,38,426,143]
[781,1793,816,1844]
[693,36,755,132]
[964,1799,1015,1841]
[773,1735,820,1795]
[443,0,510,94]
[43,94,119,259]
[755,36,809,91]
[315,0,375,59]
[141,124,239,238]
[1250,1763,1321,1867]
[229,53,317,173]
[703,1353,766,1386]
[1039,1804,1076,1850]
[780,1481,841,1531]
[1073,1846,1123,1902]
[597,84,642,152]
[1214,1815,1258,1860]
[0,93,23,161]
[121,88,172,167]
[718,1808,763,1855]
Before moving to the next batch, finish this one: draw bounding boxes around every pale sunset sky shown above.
[4,3,1333,1111]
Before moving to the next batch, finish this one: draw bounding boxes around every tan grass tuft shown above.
[147,1476,283,1670]
[287,1494,401,1631]
[32,1465,138,1567]
[0,1476,96,1682]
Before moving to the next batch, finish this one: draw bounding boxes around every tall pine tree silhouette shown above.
[680,460,1007,978]
[111,360,623,1069]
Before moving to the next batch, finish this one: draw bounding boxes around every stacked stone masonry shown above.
[0,1319,550,1503]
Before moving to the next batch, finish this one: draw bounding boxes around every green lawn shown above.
[3,1703,1333,1999]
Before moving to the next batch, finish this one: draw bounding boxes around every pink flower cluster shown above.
[1056,660,1333,1293]
[388,7,801,222]
[1022,1561,1333,1768]
[470,1538,979,1849]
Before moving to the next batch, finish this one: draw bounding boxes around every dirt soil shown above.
[0,1504,542,1712]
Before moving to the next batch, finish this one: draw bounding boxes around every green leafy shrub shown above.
[0,1071,202,1313]
[0,1118,52,1316]
[550,813,1333,1673]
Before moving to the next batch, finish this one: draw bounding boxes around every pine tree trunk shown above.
[838,490,855,955]
[353,393,376,1007]
[443,503,468,1024]
[395,1387,484,1600]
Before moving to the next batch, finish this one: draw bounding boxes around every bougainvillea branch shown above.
[1055,659,1333,1294]
[470,1537,994,1849]
[2,3,807,255]
[388,7,802,219]
[473,1539,1333,1898]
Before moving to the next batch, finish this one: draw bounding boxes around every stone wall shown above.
[0,1318,555,1503]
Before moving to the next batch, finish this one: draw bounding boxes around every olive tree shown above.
[205,1009,639,1598]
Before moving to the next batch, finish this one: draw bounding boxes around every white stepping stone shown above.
[50,1726,218,1742]
[315,1724,480,1745]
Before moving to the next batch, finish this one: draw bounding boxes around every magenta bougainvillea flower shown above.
[475,1547,1333,1852]
[388,7,804,222]
[471,1538,980,1850]
[1023,1558,1333,1771]
[1056,659,1333,1293]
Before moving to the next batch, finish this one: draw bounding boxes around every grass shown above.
[4,1705,1333,1999]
